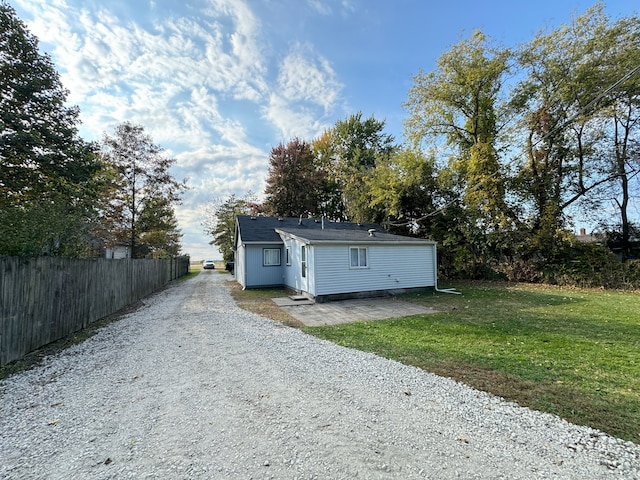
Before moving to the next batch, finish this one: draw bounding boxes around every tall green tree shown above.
[599,13,640,260]
[137,195,183,257]
[404,31,515,276]
[100,122,185,258]
[511,5,618,255]
[311,130,346,220]
[325,112,395,222]
[366,147,439,231]
[202,192,257,262]
[263,138,325,217]
[405,31,513,233]
[0,2,103,256]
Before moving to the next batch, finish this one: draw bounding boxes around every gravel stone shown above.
[1,272,638,479]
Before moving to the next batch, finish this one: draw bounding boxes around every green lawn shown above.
[303,281,640,443]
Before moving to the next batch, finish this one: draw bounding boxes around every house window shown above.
[301,245,306,278]
[350,247,367,268]
[263,248,281,266]
[286,247,291,266]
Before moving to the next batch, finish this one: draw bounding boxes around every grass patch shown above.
[303,281,640,443]
[177,266,203,282]
[228,282,304,328]
[214,261,228,271]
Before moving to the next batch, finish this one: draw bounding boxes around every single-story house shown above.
[233,215,438,302]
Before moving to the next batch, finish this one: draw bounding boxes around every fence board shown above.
[0,256,189,365]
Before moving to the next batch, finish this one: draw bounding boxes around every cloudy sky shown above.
[11,0,637,260]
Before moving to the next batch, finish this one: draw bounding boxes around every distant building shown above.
[574,228,603,244]
[104,244,131,259]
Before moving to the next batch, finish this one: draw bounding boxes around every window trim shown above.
[349,246,368,269]
[285,246,291,266]
[263,248,281,266]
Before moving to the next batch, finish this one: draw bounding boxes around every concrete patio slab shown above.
[272,296,437,327]
[272,296,315,306]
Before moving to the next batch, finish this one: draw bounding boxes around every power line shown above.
[391,61,640,229]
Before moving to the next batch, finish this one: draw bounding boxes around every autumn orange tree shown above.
[262,138,327,218]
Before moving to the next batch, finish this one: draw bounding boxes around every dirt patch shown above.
[227,281,304,328]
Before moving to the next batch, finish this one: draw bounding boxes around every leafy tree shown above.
[263,138,325,217]
[0,2,103,256]
[404,31,513,234]
[324,112,395,222]
[511,5,618,255]
[202,192,257,262]
[367,147,439,232]
[0,199,94,257]
[100,122,185,258]
[137,195,183,257]
[311,130,346,220]
[404,31,516,276]
[599,13,640,261]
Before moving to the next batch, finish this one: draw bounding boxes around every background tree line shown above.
[0,3,185,259]
[208,4,640,286]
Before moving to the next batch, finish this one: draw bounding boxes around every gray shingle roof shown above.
[276,227,432,243]
[236,215,433,244]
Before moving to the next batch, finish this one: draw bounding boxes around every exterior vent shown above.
[368,229,376,237]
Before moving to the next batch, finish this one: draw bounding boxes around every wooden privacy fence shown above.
[0,256,190,366]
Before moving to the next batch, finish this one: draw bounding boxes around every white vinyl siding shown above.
[263,248,281,266]
[314,244,435,296]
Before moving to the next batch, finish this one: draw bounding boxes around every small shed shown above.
[233,215,437,301]
[104,244,131,259]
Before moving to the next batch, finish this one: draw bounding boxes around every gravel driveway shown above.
[1,271,638,479]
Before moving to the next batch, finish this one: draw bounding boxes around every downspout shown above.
[432,244,461,295]
[240,243,247,290]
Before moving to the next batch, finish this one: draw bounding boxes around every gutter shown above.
[274,229,436,246]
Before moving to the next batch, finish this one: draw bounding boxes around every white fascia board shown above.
[274,229,436,246]
[305,240,437,246]
[241,241,283,246]
[275,229,307,243]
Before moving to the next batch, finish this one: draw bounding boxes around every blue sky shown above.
[11,0,638,260]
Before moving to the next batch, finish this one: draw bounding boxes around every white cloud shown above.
[277,44,342,112]
[307,0,356,17]
[341,0,356,15]
[15,0,269,139]
[263,94,329,141]
[11,0,345,260]
[308,0,332,15]
[262,43,343,140]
